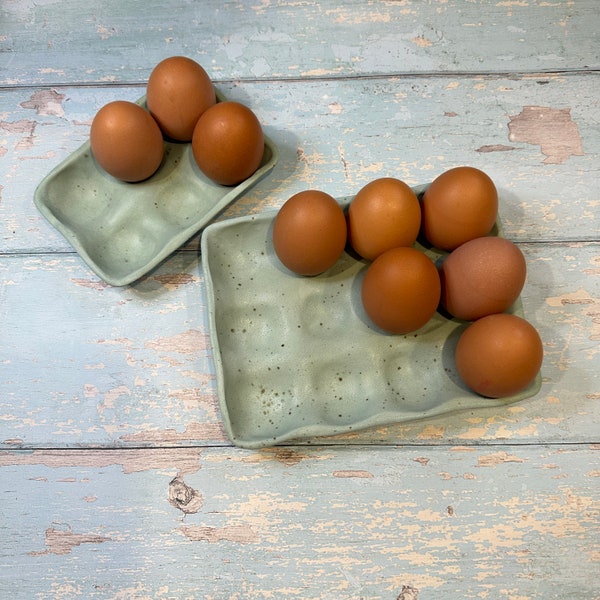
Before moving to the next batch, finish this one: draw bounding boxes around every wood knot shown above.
[397,585,419,600]
[168,476,203,514]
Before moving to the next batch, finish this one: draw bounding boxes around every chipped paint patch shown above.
[546,287,595,307]
[224,492,309,545]
[477,451,525,467]
[70,278,111,290]
[168,387,217,414]
[97,385,131,415]
[508,106,584,164]
[418,424,445,439]
[119,421,226,445]
[464,521,526,551]
[20,89,66,117]
[300,66,345,77]
[270,447,310,466]
[18,149,56,161]
[96,24,117,40]
[457,427,489,440]
[3,438,23,446]
[325,6,394,24]
[497,488,596,539]
[546,287,600,342]
[28,525,111,556]
[0,118,36,149]
[476,144,516,153]
[0,448,202,474]
[38,67,66,76]
[546,288,596,307]
[152,273,200,290]
[412,35,433,47]
[144,329,210,354]
[333,470,374,478]
[96,336,133,348]
[241,447,320,466]
[0,119,36,135]
[494,422,539,439]
[179,524,258,544]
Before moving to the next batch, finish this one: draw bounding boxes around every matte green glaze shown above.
[34,95,278,285]
[202,191,540,448]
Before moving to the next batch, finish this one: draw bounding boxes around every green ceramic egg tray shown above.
[34,91,278,286]
[201,186,541,449]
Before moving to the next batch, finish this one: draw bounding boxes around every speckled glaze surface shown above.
[33,93,278,286]
[201,188,541,448]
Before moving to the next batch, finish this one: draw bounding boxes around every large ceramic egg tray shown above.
[201,185,541,449]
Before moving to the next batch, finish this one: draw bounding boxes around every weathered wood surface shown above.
[1,445,598,599]
[1,0,599,86]
[1,0,598,598]
[2,74,599,255]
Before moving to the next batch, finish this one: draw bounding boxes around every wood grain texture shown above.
[1,0,598,86]
[1,445,598,599]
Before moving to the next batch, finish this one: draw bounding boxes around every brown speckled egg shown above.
[361,246,441,334]
[90,100,164,183]
[147,56,216,142]
[272,190,347,276]
[455,313,543,398]
[192,101,264,186]
[348,177,421,260]
[421,166,498,251]
[440,236,527,321]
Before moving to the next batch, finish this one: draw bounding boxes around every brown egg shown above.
[90,100,164,183]
[272,190,347,276]
[146,56,216,141]
[347,177,421,260]
[440,236,527,321]
[455,313,543,398]
[421,166,498,251]
[361,247,441,334]
[192,101,264,186]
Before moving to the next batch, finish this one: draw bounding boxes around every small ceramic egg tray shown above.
[34,92,279,286]
[201,185,541,449]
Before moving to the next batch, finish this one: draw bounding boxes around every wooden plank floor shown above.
[1,444,597,599]
[2,0,599,85]
[1,1,598,598]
